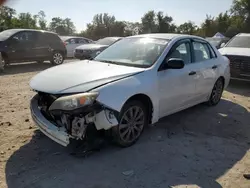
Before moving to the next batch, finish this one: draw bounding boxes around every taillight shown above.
[63,42,67,46]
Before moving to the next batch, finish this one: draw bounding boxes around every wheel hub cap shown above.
[53,53,63,64]
[119,106,144,143]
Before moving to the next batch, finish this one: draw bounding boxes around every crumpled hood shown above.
[30,60,145,94]
[219,47,250,56]
[75,43,108,50]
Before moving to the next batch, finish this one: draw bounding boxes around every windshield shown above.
[94,37,169,68]
[0,29,18,40]
[225,36,250,48]
[96,38,119,45]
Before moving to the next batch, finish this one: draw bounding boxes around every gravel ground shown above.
[0,61,250,188]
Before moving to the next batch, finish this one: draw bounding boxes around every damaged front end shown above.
[30,92,118,147]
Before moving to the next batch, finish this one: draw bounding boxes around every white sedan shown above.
[29,33,230,148]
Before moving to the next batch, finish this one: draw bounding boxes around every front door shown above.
[158,39,197,118]
[7,31,36,62]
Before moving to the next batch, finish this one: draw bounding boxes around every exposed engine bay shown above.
[37,92,119,141]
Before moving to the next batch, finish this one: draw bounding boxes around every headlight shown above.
[49,92,99,111]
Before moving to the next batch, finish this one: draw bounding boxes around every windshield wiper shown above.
[95,59,120,65]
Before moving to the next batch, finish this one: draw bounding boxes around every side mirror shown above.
[163,58,185,70]
[220,43,225,48]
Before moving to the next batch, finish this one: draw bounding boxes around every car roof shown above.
[5,28,57,35]
[236,33,250,37]
[102,37,123,40]
[60,36,92,40]
[128,33,204,40]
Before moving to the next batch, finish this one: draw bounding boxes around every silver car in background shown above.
[60,36,93,58]
[74,37,122,60]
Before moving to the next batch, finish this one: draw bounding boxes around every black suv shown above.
[0,29,67,68]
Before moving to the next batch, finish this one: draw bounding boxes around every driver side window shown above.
[168,42,191,64]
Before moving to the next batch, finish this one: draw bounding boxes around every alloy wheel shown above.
[118,106,145,143]
[211,79,223,104]
[53,53,63,65]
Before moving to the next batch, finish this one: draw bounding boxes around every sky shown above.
[6,0,233,32]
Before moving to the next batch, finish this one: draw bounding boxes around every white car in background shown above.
[30,33,230,148]
[60,36,93,58]
[219,33,250,81]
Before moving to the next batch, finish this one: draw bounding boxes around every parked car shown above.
[0,29,67,68]
[30,33,230,148]
[60,36,93,58]
[74,37,122,60]
[219,33,250,81]
[205,37,230,49]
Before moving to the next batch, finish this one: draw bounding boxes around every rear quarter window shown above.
[45,33,62,42]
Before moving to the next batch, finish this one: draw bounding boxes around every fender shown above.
[91,70,160,124]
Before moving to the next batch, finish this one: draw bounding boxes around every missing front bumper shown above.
[30,95,70,146]
[30,95,119,147]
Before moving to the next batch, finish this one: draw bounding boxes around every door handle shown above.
[189,71,196,76]
[212,65,218,69]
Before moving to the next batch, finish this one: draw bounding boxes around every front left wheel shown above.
[51,52,64,65]
[112,100,148,147]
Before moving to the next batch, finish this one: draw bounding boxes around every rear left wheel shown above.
[112,100,148,147]
[51,52,64,65]
[207,78,224,106]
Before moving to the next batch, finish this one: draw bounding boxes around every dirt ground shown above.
[0,61,250,188]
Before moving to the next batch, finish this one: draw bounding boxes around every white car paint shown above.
[219,47,250,56]
[90,35,230,124]
[30,60,145,94]
[30,33,230,146]
[218,33,250,81]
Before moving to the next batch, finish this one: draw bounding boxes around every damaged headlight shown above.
[49,92,99,111]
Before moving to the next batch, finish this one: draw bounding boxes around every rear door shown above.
[33,32,51,59]
[190,39,219,101]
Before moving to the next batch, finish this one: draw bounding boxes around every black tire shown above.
[207,78,224,106]
[112,100,148,147]
[0,57,9,72]
[2,57,9,68]
[36,60,44,64]
[50,51,64,65]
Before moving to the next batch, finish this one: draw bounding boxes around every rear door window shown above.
[192,41,212,62]
[12,31,37,43]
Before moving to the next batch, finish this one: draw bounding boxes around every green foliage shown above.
[0,0,250,39]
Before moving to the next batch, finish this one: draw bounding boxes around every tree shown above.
[14,12,38,29]
[37,10,47,30]
[141,11,157,33]
[199,15,217,37]
[81,13,127,39]
[231,0,250,32]
[49,17,75,35]
[214,12,231,34]
[177,21,197,34]
[0,6,16,31]
[124,22,142,36]
[156,11,176,33]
